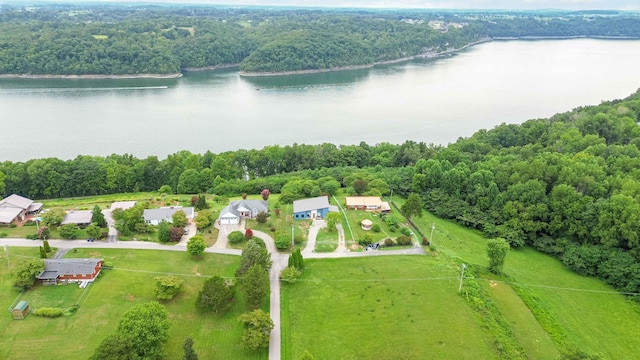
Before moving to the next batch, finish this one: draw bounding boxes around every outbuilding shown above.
[11,301,30,319]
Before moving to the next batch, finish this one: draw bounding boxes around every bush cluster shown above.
[228,231,246,244]
[34,307,64,318]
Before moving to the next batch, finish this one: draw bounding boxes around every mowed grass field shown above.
[409,207,640,359]
[0,248,268,360]
[281,256,498,360]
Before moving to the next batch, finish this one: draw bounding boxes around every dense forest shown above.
[0,4,639,75]
[2,89,640,297]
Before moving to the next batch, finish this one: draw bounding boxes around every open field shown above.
[0,248,267,360]
[281,256,500,360]
[409,208,640,359]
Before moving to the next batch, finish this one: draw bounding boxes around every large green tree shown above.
[92,205,106,227]
[487,238,510,274]
[401,193,423,219]
[195,276,235,315]
[242,264,269,309]
[187,235,206,257]
[91,302,170,360]
[236,239,272,277]
[154,275,184,300]
[238,309,274,351]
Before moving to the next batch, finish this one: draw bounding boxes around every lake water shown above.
[2,38,640,162]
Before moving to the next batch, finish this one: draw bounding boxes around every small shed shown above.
[361,219,373,231]
[12,301,30,319]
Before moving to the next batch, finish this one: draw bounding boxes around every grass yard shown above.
[281,256,498,360]
[0,248,267,360]
[409,208,640,359]
[314,227,338,252]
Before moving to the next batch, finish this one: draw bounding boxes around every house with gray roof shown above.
[37,258,104,285]
[143,206,194,226]
[218,199,268,225]
[0,194,42,225]
[293,196,338,220]
[61,210,93,226]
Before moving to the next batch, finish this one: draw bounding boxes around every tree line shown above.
[1,5,639,75]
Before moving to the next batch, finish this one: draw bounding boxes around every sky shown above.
[69,0,640,11]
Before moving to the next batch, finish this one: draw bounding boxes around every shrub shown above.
[228,231,245,244]
[280,266,301,283]
[256,212,268,224]
[23,220,36,226]
[396,234,412,246]
[399,227,412,236]
[422,237,430,246]
[169,227,183,242]
[245,228,254,239]
[275,235,291,249]
[0,232,7,238]
[34,307,64,318]
[58,224,79,239]
[26,234,39,240]
[388,225,397,233]
[384,238,394,247]
[371,224,381,233]
[9,223,17,228]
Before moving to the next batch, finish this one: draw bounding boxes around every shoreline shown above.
[0,36,637,80]
[239,64,374,77]
[0,73,183,80]
[181,63,240,72]
[239,37,493,77]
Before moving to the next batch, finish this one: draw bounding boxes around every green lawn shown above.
[409,208,640,359]
[0,248,267,360]
[314,227,338,252]
[282,256,498,360]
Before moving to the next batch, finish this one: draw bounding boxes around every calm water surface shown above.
[2,38,640,162]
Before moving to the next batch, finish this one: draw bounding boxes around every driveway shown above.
[101,209,118,243]
[302,220,326,256]
[175,221,197,247]
[214,219,244,249]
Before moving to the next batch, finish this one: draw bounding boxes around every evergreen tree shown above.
[43,239,51,253]
[92,205,106,227]
[39,246,47,259]
[183,337,199,360]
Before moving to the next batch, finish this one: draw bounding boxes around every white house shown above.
[0,194,42,225]
[143,206,194,226]
[218,199,268,225]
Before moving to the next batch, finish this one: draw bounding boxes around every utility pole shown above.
[430,223,435,244]
[458,264,466,293]
[291,225,294,248]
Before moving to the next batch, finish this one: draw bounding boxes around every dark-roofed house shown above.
[292,196,338,220]
[143,206,195,226]
[61,210,93,227]
[0,194,42,225]
[218,199,268,225]
[37,258,104,285]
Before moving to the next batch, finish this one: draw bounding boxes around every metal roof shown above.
[0,207,22,224]
[293,196,330,213]
[0,194,33,210]
[13,301,29,311]
[143,206,194,222]
[61,210,93,225]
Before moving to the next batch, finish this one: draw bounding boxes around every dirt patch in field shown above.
[127,294,135,301]
[90,252,101,257]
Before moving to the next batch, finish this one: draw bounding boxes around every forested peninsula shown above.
[2,89,640,298]
[1,4,639,76]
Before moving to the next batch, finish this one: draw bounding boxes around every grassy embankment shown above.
[0,247,267,360]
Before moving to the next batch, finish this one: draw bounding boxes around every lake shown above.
[1,38,640,162]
